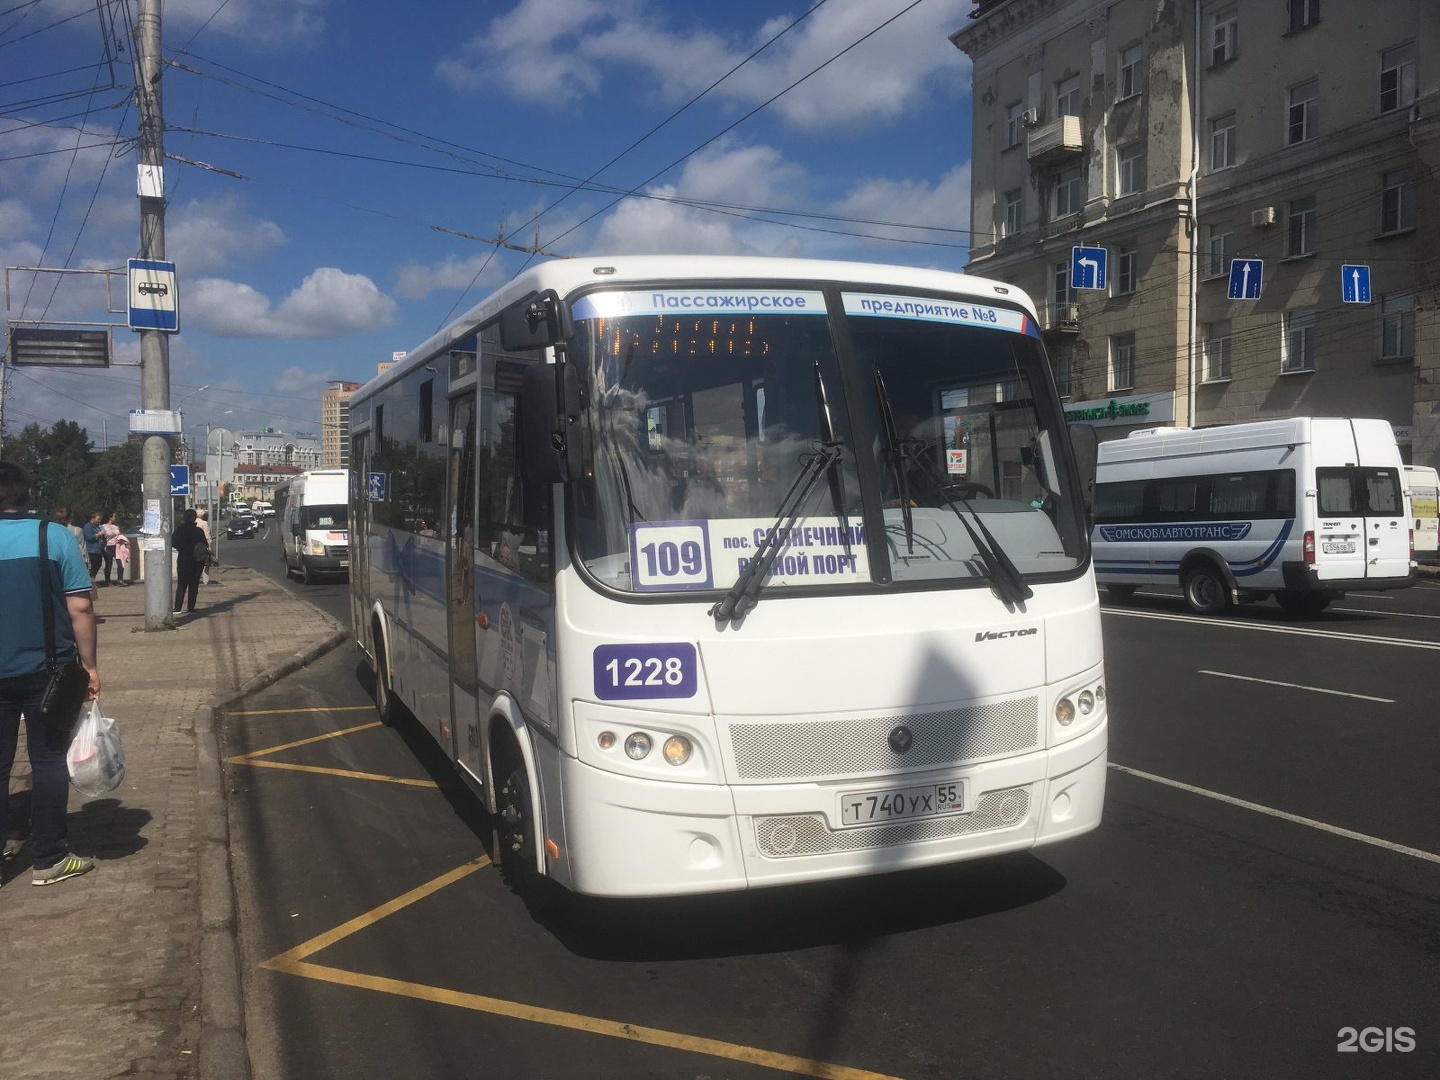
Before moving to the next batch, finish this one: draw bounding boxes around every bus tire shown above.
[372,623,398,726]
[493,734,538,890]
[1105,583,1139,601]
[1275,591,1330,618]
[1183,564,1230,615]
[300,557,314,585]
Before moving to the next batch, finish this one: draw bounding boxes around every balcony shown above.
[1026,114,1083,166]
[1041,303,1081,333]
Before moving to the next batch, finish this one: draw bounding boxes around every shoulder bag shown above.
[36,522,90,735]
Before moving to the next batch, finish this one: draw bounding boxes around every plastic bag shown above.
[66,700,125,797]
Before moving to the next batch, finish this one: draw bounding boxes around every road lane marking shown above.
[226,705,377,716]
[226,721,436,787]
[1109,763,1440,866]
[1332,605,1440,620]
[1197,670,1395,703]
[263,858,902,1080]
[1103,607,1440,650]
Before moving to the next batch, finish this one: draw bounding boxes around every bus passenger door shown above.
[447,392,482,776]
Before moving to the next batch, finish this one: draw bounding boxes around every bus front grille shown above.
[754,787,1032,858]
[728,696,1039,781]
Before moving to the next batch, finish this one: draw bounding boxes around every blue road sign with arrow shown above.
[170,464,189,496]
[1227,258,1263,300]
[1341,264,1371,304]
[1071,245,1108,290]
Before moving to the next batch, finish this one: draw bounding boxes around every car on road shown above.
[227,514,258,539]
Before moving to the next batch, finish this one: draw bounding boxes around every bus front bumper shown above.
[556,719,1106,898]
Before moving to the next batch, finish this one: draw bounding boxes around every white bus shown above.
[347,255,1106,898]
[1093,417,1415,617]
[1403,464,1438,564]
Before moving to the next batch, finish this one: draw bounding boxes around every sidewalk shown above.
[0,565,348,1080]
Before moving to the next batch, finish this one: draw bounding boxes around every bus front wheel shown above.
[1183,565,1231,615]
[494,737,537,887]
[373,628,398,726]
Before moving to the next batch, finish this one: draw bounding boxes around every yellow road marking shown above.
[234,759,438,787]
[263,858,902,1080]
[226,705,377,716]
[231,722,382,760]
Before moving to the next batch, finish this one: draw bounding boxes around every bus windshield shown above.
[568,287,1087,597]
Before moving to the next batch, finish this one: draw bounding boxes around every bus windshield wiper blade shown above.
[872,369,915,553]
[904,443,1033,605]
[812,357,852,559]
[711,442,842,624]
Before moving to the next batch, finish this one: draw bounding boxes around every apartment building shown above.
[322,380,362,468]
[952,0,1439,465]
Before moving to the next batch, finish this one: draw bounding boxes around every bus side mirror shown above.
[499,290,573,352]
[522,361,582,487]
[1069,423,1098,516]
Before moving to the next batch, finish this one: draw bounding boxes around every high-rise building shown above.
[952,0,1438,465]
[322,381,362,468]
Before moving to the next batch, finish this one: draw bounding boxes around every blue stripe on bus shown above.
[1094,519,1294,577]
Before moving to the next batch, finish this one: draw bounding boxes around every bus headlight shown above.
[1078,690,1095,715]
[662,735,692,766]
[596,731,616,751]
[1055,698,1075,726]
[624,732,652,760]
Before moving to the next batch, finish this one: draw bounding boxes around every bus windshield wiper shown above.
[812,357,852,560]
[872,370,1031,606]
[873,369,915,554]
[711,441,841,624]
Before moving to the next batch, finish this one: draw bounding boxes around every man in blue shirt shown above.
[81,509,104,583]
[0,461,101,886]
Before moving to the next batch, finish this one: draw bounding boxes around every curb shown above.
[195,625,352,1080]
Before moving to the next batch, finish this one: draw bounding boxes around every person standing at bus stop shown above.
[81,510,104,584]
[170,508,208,616]
[0,461,100,886]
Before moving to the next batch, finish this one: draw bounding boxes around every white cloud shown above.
[166,196,286,274]
[439,0,972,132]
[189,268,396,338]
[393,253,509,300]
[830,162,971,249]
[163,0,329,49]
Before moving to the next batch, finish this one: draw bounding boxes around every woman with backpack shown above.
[169,508,209,616]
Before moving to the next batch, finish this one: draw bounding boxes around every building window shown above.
[1287,0,1319,33]
[1005,101,1026,148]
[1211,8,1237,66]
[1118,44,1143,100]
[1381,168,1415,234]
[1118,144,1144,197]
[1053,262,1076,318]
[1202,322,1232,381]
[1116,244,1137,295]
[1206,222,1234,277]
[1287,195,1316,256]
[1109,334,1136,391]
[1379,292,1414,362]
[1282,309,1316,372]
[1379,43,1417,114]
[1210,113,1236,170]
[1287,78,1318,145]
[1053,345,1073,397]
[1053,165,1084,217]
[1003,188,1023,237]
[1056,74,1081,118]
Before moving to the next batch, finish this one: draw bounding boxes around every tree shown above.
[1,421,143,524]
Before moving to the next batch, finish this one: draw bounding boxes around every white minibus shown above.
[1093,417,1415,616]
[275,469,350,583]
[348,255,1106,899]
[1403,464,1438,564]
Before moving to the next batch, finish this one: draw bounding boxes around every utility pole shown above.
[136,0,172,628]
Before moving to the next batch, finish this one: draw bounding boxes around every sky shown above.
[1,0,977,451]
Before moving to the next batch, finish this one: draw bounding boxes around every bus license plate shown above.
[1322,541,1356,554]
[838,780,966,828]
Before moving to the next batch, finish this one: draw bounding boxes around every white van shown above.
[1092,417,1415,616]
[1404,464,1439,564]
[275,469,350,583]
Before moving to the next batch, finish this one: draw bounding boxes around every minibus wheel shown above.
[1183,564,1230,615]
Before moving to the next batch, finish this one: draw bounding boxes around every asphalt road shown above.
[218,568,1440,1080]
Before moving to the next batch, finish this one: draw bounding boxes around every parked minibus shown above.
[1403,464,1439,564]
[1093,417,1415,616]
[275,469,350,583]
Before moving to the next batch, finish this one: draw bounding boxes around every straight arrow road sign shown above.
[1341,264,1371,304]
[1227,258,1263,300]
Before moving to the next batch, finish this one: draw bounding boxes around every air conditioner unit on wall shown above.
[1021,108,1040,126]
[1251,207,1276,227]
